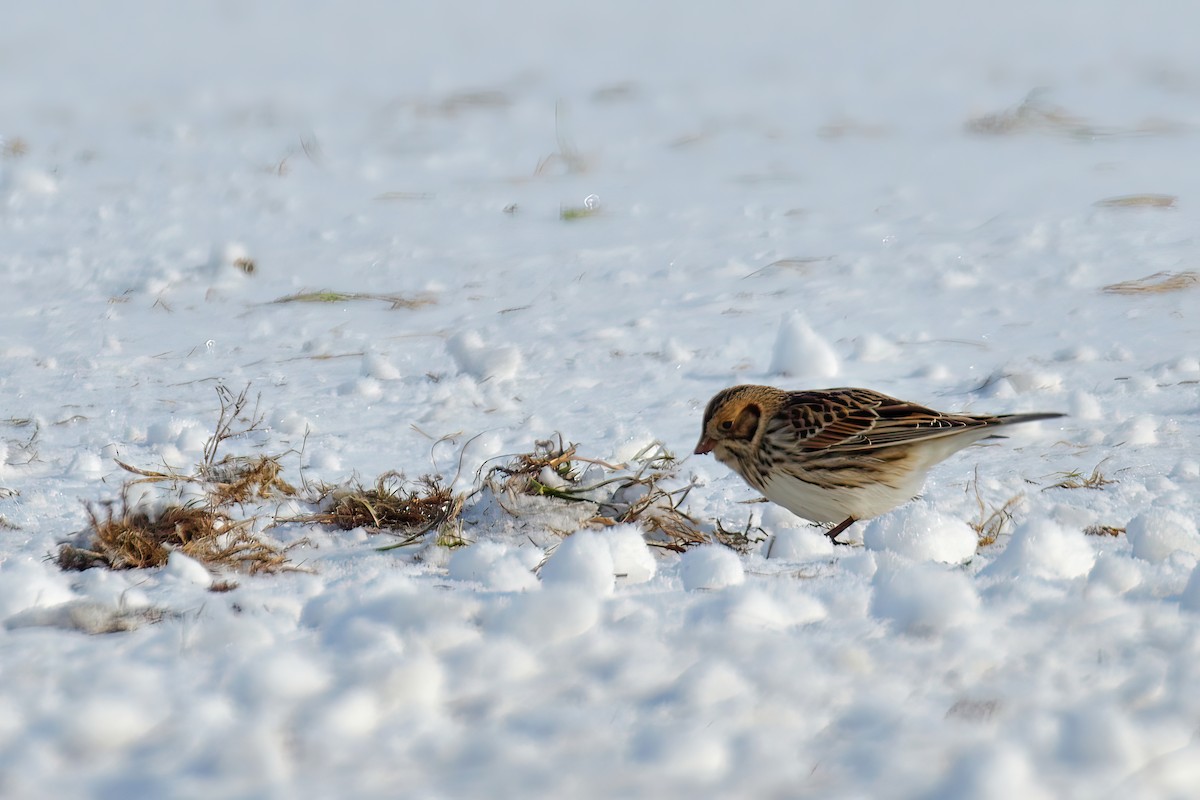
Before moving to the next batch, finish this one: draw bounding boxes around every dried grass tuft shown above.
[58,499,291,575]
[967,469,1024,547]
[481,437,724,552]
[1093,194,1177,209]
[1084,525,1125,537]
[59,384,301,576]
[1044,463,1117,491]
[271,290,436,309]
[966,91,1178,139]
[1102,271,1199,295]
[202,455,297,504]
[300,473,465,547]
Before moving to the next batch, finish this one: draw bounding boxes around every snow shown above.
[4,1,1200,797]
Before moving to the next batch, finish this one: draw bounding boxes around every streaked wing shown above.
[780,388,989,452]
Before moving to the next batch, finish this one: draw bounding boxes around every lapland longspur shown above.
[694,385,1063,542]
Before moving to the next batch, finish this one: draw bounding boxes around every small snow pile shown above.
[5,600,169,635]
[448,541,540,591]
[1087,552,1142,597]
[602,524,657,583]
[161,551,213,586]
[1179,563,1200,611]
[447,330,522,381]
[869,560,980,635]
[679,545,745,591]
[982,519,1095,580]
[540,531,615,596]
[862,504,977,564]
[1125,509,1200,562]
[768,312,839,378]
[361,352,401,381]
[485,588,601,644]
[760,505,835,559]
[691,585,826,630]
[763,527,835,559]
[1057,705,1140,772]
[928,746,1053,800]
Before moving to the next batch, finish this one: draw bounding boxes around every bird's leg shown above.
[825,517,856,545]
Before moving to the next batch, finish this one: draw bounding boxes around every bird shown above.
[694,385,1064,543]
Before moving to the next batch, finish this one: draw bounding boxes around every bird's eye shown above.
[720,420,733,431]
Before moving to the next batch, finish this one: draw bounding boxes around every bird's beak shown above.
[694,437,714,455]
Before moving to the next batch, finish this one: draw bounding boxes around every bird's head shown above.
[694,385,778,457]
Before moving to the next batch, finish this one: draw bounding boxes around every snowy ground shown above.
[3,2,1200,797]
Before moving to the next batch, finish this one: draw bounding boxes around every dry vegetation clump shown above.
[58,499,290,574]
[1101,271,1199,295]
[965,90,1180,139]
[1093,194,1177,209]
[481,437,737,552]
[1044,463,1118,491]
[271,290,436,309]
[1084,525,1125,537]
[299,473,465,548]
[966,469,1024,547]
[57,384,299,576]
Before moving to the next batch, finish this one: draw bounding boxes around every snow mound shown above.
[763,527,835,559]
[602,524,657,583]
[929,746,1053,800]
[679,545,745,591]
[448,541,540,591]
[691,585,826,630]
[1087,552,1142,597]
[1180,564,1200,611]
[870,560,979,635]
[447,330,522,381]
[5,600,167,635]
[162,551,213,586]
[983,519,1096,580]
[485,587,601,644]
[1125,509,1200,562]
[768,312,839,378]
[540,531,615,596]
[862,504,977,564]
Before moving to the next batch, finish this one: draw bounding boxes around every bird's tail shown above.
[994,412,1066,426]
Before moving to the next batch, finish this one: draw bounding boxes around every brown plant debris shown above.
[1102,271,1200,295]
[967,469,1024,547]
[271,290,436,309]
[966,92,1090,136]
[301,473,464,545]
[965,90,1177,139]
[712,516,769,554]
[482,437,718,552]
[1084,525,1125,537]
[111,386,295,504]
[201,455,297,504]
[59,384,300,575]
[1044,463,1117,491]
[58,499,291,575]
[1094,194,1177,209]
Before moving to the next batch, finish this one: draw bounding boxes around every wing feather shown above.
[779,388,992,452]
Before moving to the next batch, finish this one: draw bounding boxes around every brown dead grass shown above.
[1102,271,1200,295]
[271,290,436,310]
[1094,194,1177,209]
[482,437,732,552]
[967,469,1024,547]
[299,473,465,547]
[966,91,1180,139]
[58,499,291,574]
[59,384,301,576]
[1044,463,1117,491]
[1084,525,1125,537]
